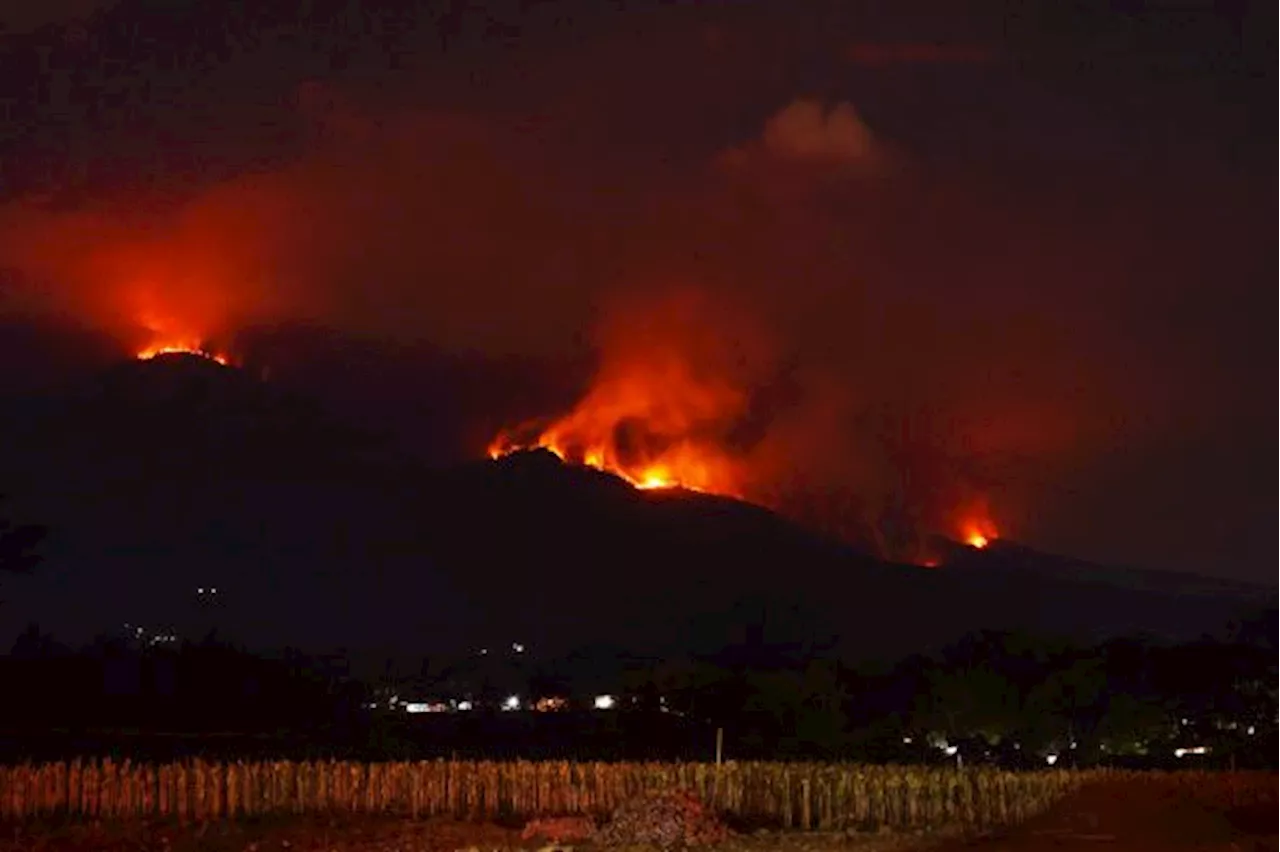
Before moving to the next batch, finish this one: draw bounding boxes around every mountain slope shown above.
[0,355,1271,662]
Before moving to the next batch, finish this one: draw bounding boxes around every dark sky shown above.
[0,0,1273,588]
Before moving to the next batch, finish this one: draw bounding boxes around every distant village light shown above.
[593,694,616,710]
[535,696,568,712]
[502,695,521,711]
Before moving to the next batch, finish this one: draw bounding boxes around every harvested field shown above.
[0,770,1272,851]
[0,759,1091,831]
[5,767,1274,844]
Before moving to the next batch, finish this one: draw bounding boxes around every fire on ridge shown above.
[479,287,1001,561]
[136,343,231,366]
[487,434,727,495]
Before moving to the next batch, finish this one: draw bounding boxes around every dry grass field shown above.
[0,766,1271,851]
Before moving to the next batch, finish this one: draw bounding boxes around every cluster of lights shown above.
[122,623,178,647]
[1174,745,1210,758]
[478,641,528,657]
[390,693,624,714]
[390,696,476,714]
[903,724,1246,766]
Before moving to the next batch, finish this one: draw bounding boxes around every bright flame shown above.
[133,304,232,366]
[487,355,747,496]
[961,520,997,549]
[488,427,734,495]
[487,291,763,497]
[137,343,230,366]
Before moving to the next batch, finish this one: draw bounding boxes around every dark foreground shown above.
[0,818,934,852]
[931,774,1277,852]
[0,775,1273,851]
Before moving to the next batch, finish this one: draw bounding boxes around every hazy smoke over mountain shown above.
[0,2,1271,577]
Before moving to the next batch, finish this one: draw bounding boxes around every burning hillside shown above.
[487,290,1000,563]
[137,344,230,366]
[488,291,761,497]
[486,359,747,495]
[487,292,741,495]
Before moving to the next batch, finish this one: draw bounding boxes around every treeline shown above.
[0,626,366,736]
[0,622,1274,768]
[568,626,1276,769]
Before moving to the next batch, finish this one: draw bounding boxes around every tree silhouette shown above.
[0,495,45,585]
[914,664,1022,752]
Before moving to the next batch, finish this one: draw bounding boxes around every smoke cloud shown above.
[0,48,1269,574]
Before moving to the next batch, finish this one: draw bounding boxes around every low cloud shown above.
[720,98,889,176]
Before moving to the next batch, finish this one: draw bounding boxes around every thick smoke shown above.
[0,59,1269,572]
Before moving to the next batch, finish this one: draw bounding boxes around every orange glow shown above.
[488,424,736,496]
[132,302,232,367]
[487,354,748,496]
[137,343,230,366]
[487,291,757,497]
[961,518,998,549]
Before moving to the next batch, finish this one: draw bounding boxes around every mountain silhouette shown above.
[0,351,1271,663]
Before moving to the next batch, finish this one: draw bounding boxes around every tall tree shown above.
[914,664,1022,751]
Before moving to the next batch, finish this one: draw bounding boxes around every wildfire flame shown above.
[488,291,760,497]
[133,305,231,366]
[137,343,230,366]
[488,355,749,495]
[961,518,998,550]
[488,428,739,495]
[487,293,1008,560]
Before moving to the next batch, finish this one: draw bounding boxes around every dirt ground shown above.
[0,776,1273,852]
[929,776,1278,852]
[0,818,934,852]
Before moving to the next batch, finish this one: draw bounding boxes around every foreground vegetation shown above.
[4,622,1274,767]
[0,758,1095,831]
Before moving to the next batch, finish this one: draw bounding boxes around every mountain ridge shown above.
[0,350,1271,662]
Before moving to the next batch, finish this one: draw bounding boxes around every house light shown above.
[1174,746,1209,758]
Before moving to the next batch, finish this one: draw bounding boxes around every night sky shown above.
[0,0,1273,650]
